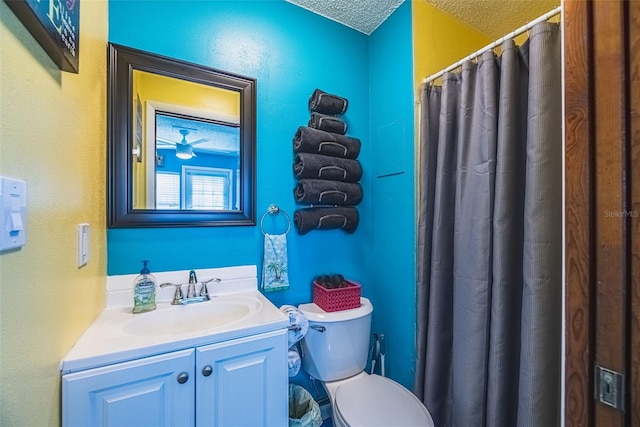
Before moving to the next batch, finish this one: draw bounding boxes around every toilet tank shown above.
[298,298,373,382]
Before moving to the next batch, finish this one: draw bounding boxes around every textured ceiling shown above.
[285,0,404,35]
[426,0,560,39]
[285,0,559,39]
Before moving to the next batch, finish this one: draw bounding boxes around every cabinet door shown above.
[62,349,195,427]
[196,330,288,427]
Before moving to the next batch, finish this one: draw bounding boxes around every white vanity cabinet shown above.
[195,331,288,426]
[62,330,287,427]
[62,349,195,427]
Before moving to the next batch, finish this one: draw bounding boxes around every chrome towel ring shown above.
[260,204,291,235]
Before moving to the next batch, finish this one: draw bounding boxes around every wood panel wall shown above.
[565,0,638,425]
[564,0,595,424]
[593,1,628,424]
[630,1,640,424]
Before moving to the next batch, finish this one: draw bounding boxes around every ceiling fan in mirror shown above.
[157,128,210,160]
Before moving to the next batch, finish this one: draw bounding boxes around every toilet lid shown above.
[334,375,434,427]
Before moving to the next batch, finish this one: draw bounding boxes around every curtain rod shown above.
[423,5,562,84]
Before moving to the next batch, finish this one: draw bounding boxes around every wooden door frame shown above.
[564,0,639,425]
[630,1,640,423]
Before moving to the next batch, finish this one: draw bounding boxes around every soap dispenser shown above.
[132,260,157,314]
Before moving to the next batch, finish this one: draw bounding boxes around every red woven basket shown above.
[312,280,361,312]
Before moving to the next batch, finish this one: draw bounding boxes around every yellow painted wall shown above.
[412,1,492,90]
[0,1,108,426]
[136,70,240,118]
[412,1,560,89]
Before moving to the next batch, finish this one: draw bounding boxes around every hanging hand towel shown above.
[261,233,290,291]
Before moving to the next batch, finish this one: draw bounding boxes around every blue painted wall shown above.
[367,2,416,390]
[108,0,416,391]
[108,0,373,310]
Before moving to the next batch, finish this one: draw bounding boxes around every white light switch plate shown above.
[0,176,27,252]
[77,223,89,267]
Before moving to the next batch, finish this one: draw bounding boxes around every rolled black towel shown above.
[293,153,362,183]
[293,126,361,159]
[294,207,359,235]
[294,179,363,206]
[308,89,349,115]
[308,112,347,135]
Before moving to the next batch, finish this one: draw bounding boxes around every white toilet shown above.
[298,298,434,427]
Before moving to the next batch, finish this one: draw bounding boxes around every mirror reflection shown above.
[131,70,241,211]
[107,43,256,227]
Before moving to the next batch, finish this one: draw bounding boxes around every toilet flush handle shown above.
[310,325,326,333]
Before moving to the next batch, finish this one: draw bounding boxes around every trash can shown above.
[289,384,323,427]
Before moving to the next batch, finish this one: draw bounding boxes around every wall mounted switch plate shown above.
[77,223,90,267]
[0,176,27,252]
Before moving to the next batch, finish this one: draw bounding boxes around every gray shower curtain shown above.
[415,22,562,427]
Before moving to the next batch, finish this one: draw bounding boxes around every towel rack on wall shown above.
[260,204,291,235]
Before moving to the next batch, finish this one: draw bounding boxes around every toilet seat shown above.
[333,374,434,427]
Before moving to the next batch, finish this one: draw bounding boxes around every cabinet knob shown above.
[177,372,189,384]
[202,365,213,377]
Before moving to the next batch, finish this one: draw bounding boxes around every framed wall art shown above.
[4,0,79,73]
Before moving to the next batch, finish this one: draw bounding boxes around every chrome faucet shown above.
[160,270,221,305]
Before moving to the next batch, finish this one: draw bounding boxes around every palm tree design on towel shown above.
[262,233,290,291]
[267,262,286,282]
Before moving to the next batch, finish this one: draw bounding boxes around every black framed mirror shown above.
[108,43,256,227]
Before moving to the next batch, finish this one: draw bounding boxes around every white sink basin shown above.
[122,296,263,337]
[61,267,291,375]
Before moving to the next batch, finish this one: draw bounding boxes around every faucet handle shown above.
[199,278,221,301]
[160,282,184,305]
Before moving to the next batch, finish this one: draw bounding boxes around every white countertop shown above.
[60,266,288,374]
